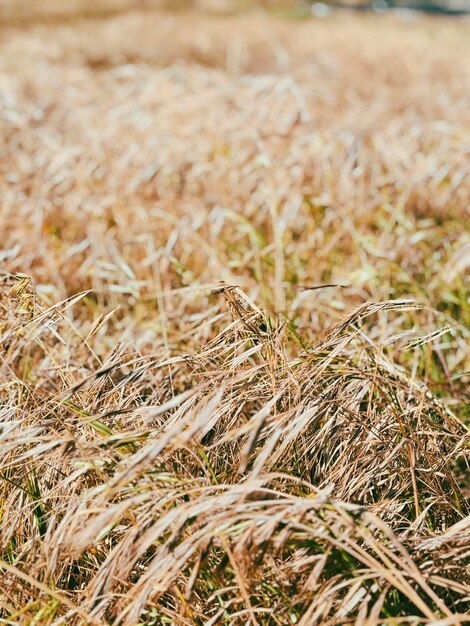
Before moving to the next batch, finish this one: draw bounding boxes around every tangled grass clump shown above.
[0,273,469,624]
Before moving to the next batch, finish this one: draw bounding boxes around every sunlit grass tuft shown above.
[0,4,469,624]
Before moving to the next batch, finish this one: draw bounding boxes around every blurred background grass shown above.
[1,0,469,24]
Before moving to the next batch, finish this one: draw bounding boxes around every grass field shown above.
[0,2,469,624]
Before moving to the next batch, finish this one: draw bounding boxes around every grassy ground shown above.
[0,3,469,624]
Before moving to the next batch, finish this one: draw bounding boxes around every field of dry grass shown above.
[0,2,469,624]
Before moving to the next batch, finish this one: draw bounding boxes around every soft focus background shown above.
[0,1,469,624]
[1,0,470,21]
[1,0,469,361]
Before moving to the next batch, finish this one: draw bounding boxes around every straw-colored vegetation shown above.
[0,2,469,624]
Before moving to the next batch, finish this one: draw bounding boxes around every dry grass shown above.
[0,3,469,624]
